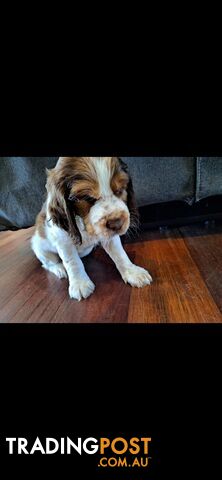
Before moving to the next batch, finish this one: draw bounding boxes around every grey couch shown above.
[0,157,222,231]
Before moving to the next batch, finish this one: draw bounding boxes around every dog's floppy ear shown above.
[46,167,82,244]
[118,158,139,228]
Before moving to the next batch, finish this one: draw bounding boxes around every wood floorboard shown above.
[127,229,221,323]
[51,249,133,323]
[180,223,222,313]
[0,225,221,323]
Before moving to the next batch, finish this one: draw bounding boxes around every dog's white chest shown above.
[76,216,99,258]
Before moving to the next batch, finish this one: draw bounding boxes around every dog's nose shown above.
[106,218,124,232]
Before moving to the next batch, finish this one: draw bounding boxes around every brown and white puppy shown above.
[31,157,152,300]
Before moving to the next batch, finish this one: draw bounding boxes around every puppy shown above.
[31,157,152,300]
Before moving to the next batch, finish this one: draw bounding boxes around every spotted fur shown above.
[31,157,152,301]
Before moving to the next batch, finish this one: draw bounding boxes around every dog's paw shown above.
[122,264,153,288]
[42,262,67,279]
[69,277,95,301]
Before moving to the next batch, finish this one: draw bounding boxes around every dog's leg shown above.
[102,235,152,287]
[41,253,68,279]
[52,229,95,301]
[31,233,67,279]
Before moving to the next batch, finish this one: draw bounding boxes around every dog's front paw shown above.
[122,264,153,288]
[69,277,95,301]
[43,262,67,279]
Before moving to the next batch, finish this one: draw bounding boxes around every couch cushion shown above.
[0,157,58,230]
[196,157,222,201]
[122,157,195,207]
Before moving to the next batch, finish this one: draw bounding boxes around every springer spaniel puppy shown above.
[31,157,152,300]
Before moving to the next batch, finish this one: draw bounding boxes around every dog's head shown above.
[46,157,139,243]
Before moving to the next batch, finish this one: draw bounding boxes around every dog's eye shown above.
[80,195,96,205]
[68,194,96,205]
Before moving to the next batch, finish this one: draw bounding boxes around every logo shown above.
[3,436,152,469]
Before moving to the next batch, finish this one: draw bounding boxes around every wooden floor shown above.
[0,223,222,323]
